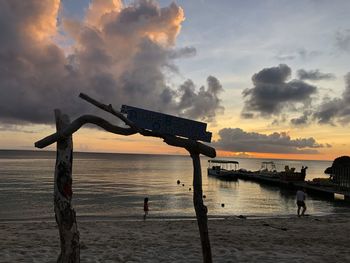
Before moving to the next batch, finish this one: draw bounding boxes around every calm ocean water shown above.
[0,150,349,221]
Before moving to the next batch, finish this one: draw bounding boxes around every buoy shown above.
[177,180,180,185]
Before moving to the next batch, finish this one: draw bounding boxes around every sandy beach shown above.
[1,214,349,263]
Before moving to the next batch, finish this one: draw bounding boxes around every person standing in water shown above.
[143,197,149,220]
[296,188,307,217]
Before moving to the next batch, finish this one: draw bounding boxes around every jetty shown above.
[236,161,350,202]
[238,172,350,201]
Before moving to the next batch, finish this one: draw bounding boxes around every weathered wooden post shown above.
[54,109,80,263]
[121,105,213,263]
[190,151,212,263]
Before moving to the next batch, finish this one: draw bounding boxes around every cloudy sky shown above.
[1,0,349,160]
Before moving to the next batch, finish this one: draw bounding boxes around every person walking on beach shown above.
[296,188,307,217]
[143,197,149,220]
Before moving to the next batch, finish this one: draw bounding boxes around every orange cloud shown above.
[86,0,122,29]
[146,3,185,46]
[0,0,224,134]
[23,0,61,41]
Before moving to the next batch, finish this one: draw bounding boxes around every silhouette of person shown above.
[296,188,307,217]
[143,197,149,220]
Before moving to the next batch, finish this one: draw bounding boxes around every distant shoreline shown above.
[0,149,333,162]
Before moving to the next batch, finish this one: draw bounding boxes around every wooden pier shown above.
[237,172,350,201]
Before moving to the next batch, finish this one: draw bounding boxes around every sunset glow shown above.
[1,0,350,161]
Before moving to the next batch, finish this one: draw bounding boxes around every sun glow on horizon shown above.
[0,0,349,161]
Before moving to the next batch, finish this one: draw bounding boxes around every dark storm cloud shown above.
[313,98,342,125]
[241,64,317,117]
[0,0,78,124]
[290,111,311,126]
[252,64,291,84]
[0,0,224,125]
[297,69,335,81]
[213,128,327,154]
[175,76,224,122]
[313,73,350,125]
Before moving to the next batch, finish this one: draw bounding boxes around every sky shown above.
[0,0,350,160]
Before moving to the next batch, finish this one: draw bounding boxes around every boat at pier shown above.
[207,160,239,180]
[238,161,307,184]
[256,161,279,179]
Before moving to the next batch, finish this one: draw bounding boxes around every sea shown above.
[1,150,349,221]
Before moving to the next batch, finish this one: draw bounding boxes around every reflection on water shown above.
[0,150,349,220]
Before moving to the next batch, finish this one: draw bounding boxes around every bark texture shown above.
[191,152,212,263]
[35,115,136,149]
[54,110,80,263]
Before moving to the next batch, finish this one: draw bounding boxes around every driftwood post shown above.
[190,151,212,262]
[54,110,80,263]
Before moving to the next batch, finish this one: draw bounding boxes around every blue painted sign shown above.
[121,105,212,142]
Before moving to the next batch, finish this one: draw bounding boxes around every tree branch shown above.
[79,93,138,131]
[163,136,215,158]
[35,115,136,149]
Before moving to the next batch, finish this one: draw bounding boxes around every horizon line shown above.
[0,148,334,162]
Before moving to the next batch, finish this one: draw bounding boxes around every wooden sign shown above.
[121,105,212,142]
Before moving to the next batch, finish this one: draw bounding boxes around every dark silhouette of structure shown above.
[324,156,350,190]
[35,93,216,263]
